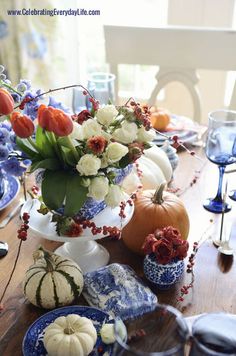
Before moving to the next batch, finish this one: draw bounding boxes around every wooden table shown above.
[0,147,236,355]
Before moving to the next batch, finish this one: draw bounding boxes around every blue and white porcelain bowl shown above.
[143,253,184,290]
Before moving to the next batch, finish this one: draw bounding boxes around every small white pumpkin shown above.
[143,145,172,182]
[23,247,84,309]
[121,145,172,194]
[43,314,97,356]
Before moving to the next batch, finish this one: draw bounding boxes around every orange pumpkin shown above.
[150,107,171,131]
[122,184,190,255]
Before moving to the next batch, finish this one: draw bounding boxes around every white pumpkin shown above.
[143,145,172,182]
[23,247,84,309]
[138,155,167,189]
[43,314,97,356]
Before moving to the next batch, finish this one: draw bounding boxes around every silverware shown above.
[0,200,23,229]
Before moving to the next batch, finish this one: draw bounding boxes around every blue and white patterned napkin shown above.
[83,263,158,320]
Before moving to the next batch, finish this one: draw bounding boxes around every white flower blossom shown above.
[87,176,109,201]
[106,142,128,163]
[82,118,102,139]
[69,121,84,140]
[105,185,126,208]
[137,126,156,142]
[112,121,138,144]
[96,104,118,126]
[76,154,101,176]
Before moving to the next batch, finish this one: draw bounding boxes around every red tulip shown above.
[38,104,73,136]
[0,88,14,115]
[10,112,34,138]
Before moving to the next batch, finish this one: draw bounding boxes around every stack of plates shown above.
[153,114,203,146]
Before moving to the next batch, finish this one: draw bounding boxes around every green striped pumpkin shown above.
[23,247,84,309]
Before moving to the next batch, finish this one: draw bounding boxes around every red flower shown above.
[153,240,174,264]
[10,112,34,138]
[87,136,107,154]
[176,241,189,260]
[73,110,91,124]
[143,225,189,264]
[38,104,73,137]
[142,234,157,255]
[0,88,14,115]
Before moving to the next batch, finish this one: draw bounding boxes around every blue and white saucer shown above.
[0,175,20,211]
[22,305,114,356]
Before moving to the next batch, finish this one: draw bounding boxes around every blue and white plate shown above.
[153,114,199,146]
[22,305,114,356]
[0,175,20,211]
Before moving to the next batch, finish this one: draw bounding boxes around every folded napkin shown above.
[83,263,158,320]
[190,313,236,355]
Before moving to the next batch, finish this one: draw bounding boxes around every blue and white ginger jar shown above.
[143,253,184,289]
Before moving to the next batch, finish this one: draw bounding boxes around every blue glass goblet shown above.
[203,110,236,213]
[229,186,236,201]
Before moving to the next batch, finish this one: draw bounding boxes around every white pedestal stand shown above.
[22,199,134,273]
[55,240,110,273]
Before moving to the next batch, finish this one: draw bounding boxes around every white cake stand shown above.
[22,198,134,273]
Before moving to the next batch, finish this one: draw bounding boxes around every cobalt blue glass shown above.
[203,110,236,213]
[229,190,236,201]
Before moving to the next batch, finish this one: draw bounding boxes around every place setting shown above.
[0,63,236,356]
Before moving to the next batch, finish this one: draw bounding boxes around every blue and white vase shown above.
[35,164,133,220]
[143,253,184,290]
[161,140,179,172]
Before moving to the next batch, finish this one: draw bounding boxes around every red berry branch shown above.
[176,219,214,305]
[0,212,30,311]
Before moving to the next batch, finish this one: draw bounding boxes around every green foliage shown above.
[41,170,88,217]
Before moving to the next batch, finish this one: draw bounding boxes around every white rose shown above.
[106,142,128,163]
[76,154,101,176]
[82,118,102,139]
[100,324,116,345]
[100,154,109,168]
[113,121,138,144]
[105,184,126,208]
[101,130,112,142]
[137,126,156,142]
[96,105,118,126]
[69,121,84,140]
[87,176,109,201]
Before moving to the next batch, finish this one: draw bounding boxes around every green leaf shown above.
[16,137,40,159]
[41,170,68,211]
[118,154,131,169]
[30,158,61,172]
[61,146,77,166]
[64,174,88,216]
[57,137,72,149]
[35,126,55,158]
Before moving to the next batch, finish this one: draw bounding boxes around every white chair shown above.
[104,25,236,123]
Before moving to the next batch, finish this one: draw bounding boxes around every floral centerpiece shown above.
[142,226,189,289]
[0,71,156,237]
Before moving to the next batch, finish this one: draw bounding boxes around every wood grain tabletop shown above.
[0,147,236,356]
